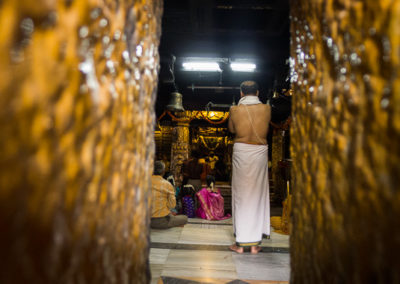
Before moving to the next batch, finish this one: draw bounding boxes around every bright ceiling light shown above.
[182,62,221,71]
[230,62,256,72]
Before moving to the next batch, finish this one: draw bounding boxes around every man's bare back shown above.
[228,102,271,145]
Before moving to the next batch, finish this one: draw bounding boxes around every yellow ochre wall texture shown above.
[0,0,162,283]
[290,1,400,283]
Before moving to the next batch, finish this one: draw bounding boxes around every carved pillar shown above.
[0,0,162,283]
[291,1,400,282]
[272,127,286,203]
[170,112,191,187]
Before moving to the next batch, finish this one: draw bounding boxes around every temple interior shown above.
[1,0,400,284]
[154,2,292,281]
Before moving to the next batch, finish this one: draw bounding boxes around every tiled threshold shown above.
[150,242,289,254]
[156,276,289,284]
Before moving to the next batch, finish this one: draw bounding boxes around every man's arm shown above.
[228,107,235,133]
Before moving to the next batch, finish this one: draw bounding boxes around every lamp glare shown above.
[230,63,256,72]
[182,62,221,71]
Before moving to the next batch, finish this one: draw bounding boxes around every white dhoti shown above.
[231,142,270,246]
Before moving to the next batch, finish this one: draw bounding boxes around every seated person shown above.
[151,161,188,229]
[164,172,182,214]
[181,184,197,218]
[196,175,231,221]
[182,151,203,191]
[164,172,176,188]
[198,157,211,185]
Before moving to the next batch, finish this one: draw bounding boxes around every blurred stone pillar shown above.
[0,0,162,283]
[170,112,191,188]
[290,0,400,283]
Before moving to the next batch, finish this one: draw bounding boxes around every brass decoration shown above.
[199,136,224,150]
[157,110,230,125]
[170,112,191,187]
[155,125,173,163]
[192,111,228,121]
[0,0,162,283]
[271,128,286,203]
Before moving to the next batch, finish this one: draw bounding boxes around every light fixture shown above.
[230,62,256,72]
[182,62,221,72]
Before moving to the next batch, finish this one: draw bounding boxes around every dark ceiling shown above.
[156,0,291,121]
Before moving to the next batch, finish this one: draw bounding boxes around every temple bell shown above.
[166,92,185,112]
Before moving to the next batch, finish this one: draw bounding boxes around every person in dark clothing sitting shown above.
[182,151,203,191]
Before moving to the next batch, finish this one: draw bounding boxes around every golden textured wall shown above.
[290,1,400,283]
[0,0,162,283]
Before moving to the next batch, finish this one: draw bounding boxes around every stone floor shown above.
[149,217,290,284]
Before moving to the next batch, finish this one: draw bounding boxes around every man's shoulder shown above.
[151,175,162,181]
[253,103,270,112]
[152,175,174,192]
[231,103,269,111]
[152,175,168,186]
[229,105,238,112]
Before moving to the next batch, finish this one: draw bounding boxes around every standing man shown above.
[228,81,271,254]
[151,161,188,229]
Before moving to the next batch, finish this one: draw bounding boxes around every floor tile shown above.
[161,267,238,280]
[158,276,288,284]
[232,253,290,281]
[149,216,290,283]
[150,263,164,284]
[150,248,171,265]
[165,249,236,269]
[179,226,234,245]
[151,226,184,243]
[179,224,289,249]
[188,217,233,225]
[185,223,233,230]
[261,232,289,249]
[161,249,237,279]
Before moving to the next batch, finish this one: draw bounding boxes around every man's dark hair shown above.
[206,175,215,187]
[153,161,165,175]
[240,81,259,95]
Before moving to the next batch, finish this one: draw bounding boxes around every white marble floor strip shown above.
[188,217,233,225]
[233,253,290,281]
[149,248,171,265]
[160,249,238,280]
[150,226,183,243]
[179,226,235,245]
[150,216,290,283]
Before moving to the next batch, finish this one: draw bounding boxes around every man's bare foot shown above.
[250,246,262,254]
[229,244,244,254]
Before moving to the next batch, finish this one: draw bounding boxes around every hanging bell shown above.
[166,92,185,112]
